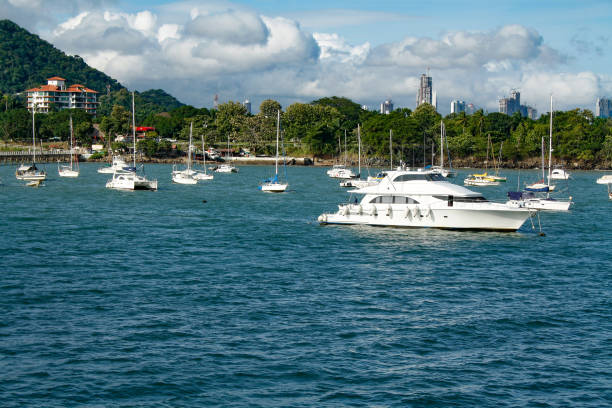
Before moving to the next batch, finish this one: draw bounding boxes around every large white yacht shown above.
[318,169,532,231]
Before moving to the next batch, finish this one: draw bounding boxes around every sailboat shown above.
[509,96,571,211]
[58,116,79,177]
[106,92,158,191]
[464,134,501,186]
[215,132,238,173]
[97,118,128,174]
[260,110,288,192]
[488,138,506,182]
[525,136,554,192]
[193,133,213,180]
[16,106,46,181]
[340,124,377,188]
[172,122,198,184]
[430,121,456,178]
[327,129,356,179]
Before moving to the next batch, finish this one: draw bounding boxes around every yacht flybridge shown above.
[318,169,533,231]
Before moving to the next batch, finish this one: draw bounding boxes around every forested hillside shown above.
[0,20,122,94]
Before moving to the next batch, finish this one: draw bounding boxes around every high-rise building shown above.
[499,89,535,118]
[380,100,393,114]
[596,97,611,118]
[466,103,475,115]
[499,90,521,115]
[526,106,538,120]
[26,76,99,115]
[416,73,432,107]
[451,100,465,114]
[243,99,251,115]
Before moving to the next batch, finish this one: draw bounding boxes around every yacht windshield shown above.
[392,173,445,182]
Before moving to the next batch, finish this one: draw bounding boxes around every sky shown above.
[2,0,611,114]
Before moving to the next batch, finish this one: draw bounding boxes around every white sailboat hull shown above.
[193,172,213,180]
[464,178,500,186]
[172,171,198,184]
[596,175,612,184]
[58,167,79,177]
[16,172,47,181]
[319,203,530,231]
[260,182,288,192]
[511,198,572,211]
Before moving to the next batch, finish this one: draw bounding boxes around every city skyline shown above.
[1,0,611,114]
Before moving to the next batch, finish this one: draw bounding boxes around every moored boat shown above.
[319,169,532,231]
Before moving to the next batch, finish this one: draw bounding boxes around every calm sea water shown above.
[1,163,611,407]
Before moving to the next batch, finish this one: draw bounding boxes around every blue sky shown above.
[2,0,611,114]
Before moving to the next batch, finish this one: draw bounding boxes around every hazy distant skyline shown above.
[2,0,610,114]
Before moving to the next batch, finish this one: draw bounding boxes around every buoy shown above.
[202,200,207,203]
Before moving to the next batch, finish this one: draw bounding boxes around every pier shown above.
[0,149,77,163]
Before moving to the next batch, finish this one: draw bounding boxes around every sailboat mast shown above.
[389,129,393,170]
[69,115,74,167]
[201,133,206,171]
[344,129,347,166]
[548,95,553,186]
[132,91,136,169]
[357,124,361,176]
[541,136,545,180]
[188,122,193,171]
[440,121,444,168]
[275,109,280,176]
[32,106,36,163]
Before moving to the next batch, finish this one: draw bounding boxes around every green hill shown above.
[0,19,184,117]
[0,19,122,94]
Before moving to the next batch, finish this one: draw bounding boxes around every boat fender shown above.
[386,205,392,217]
[357,205,363,215]
[411,206,418,218]
[371,205,377,216]
[405,206,411,218]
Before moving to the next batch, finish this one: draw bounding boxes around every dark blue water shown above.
[1,164,611,407]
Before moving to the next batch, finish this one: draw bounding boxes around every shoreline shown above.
[2,150,611,170]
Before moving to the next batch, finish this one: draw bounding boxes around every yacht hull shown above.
[319,204,530,231]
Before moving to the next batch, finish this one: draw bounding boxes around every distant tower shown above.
[243,98,251,114]
[213,94,218,109]
[380,99,393,114]
[451,100,466,114]
[596,97,611,118]
[416,72,433,107]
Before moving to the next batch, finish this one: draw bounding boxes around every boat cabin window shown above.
[392,173,445,182]
[369,196,419,204]
[433,195,488,202]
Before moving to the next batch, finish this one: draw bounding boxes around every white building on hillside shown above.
[26,76,99,115]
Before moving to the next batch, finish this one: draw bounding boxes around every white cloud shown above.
[314,32,370,64]
[186,9,268,45]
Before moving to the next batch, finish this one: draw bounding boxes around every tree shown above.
[259,99,281,118]
[99,105,131,142]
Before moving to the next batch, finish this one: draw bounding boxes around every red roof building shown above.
[26,76,99,116]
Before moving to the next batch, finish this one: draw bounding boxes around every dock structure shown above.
[0,149,76,163]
